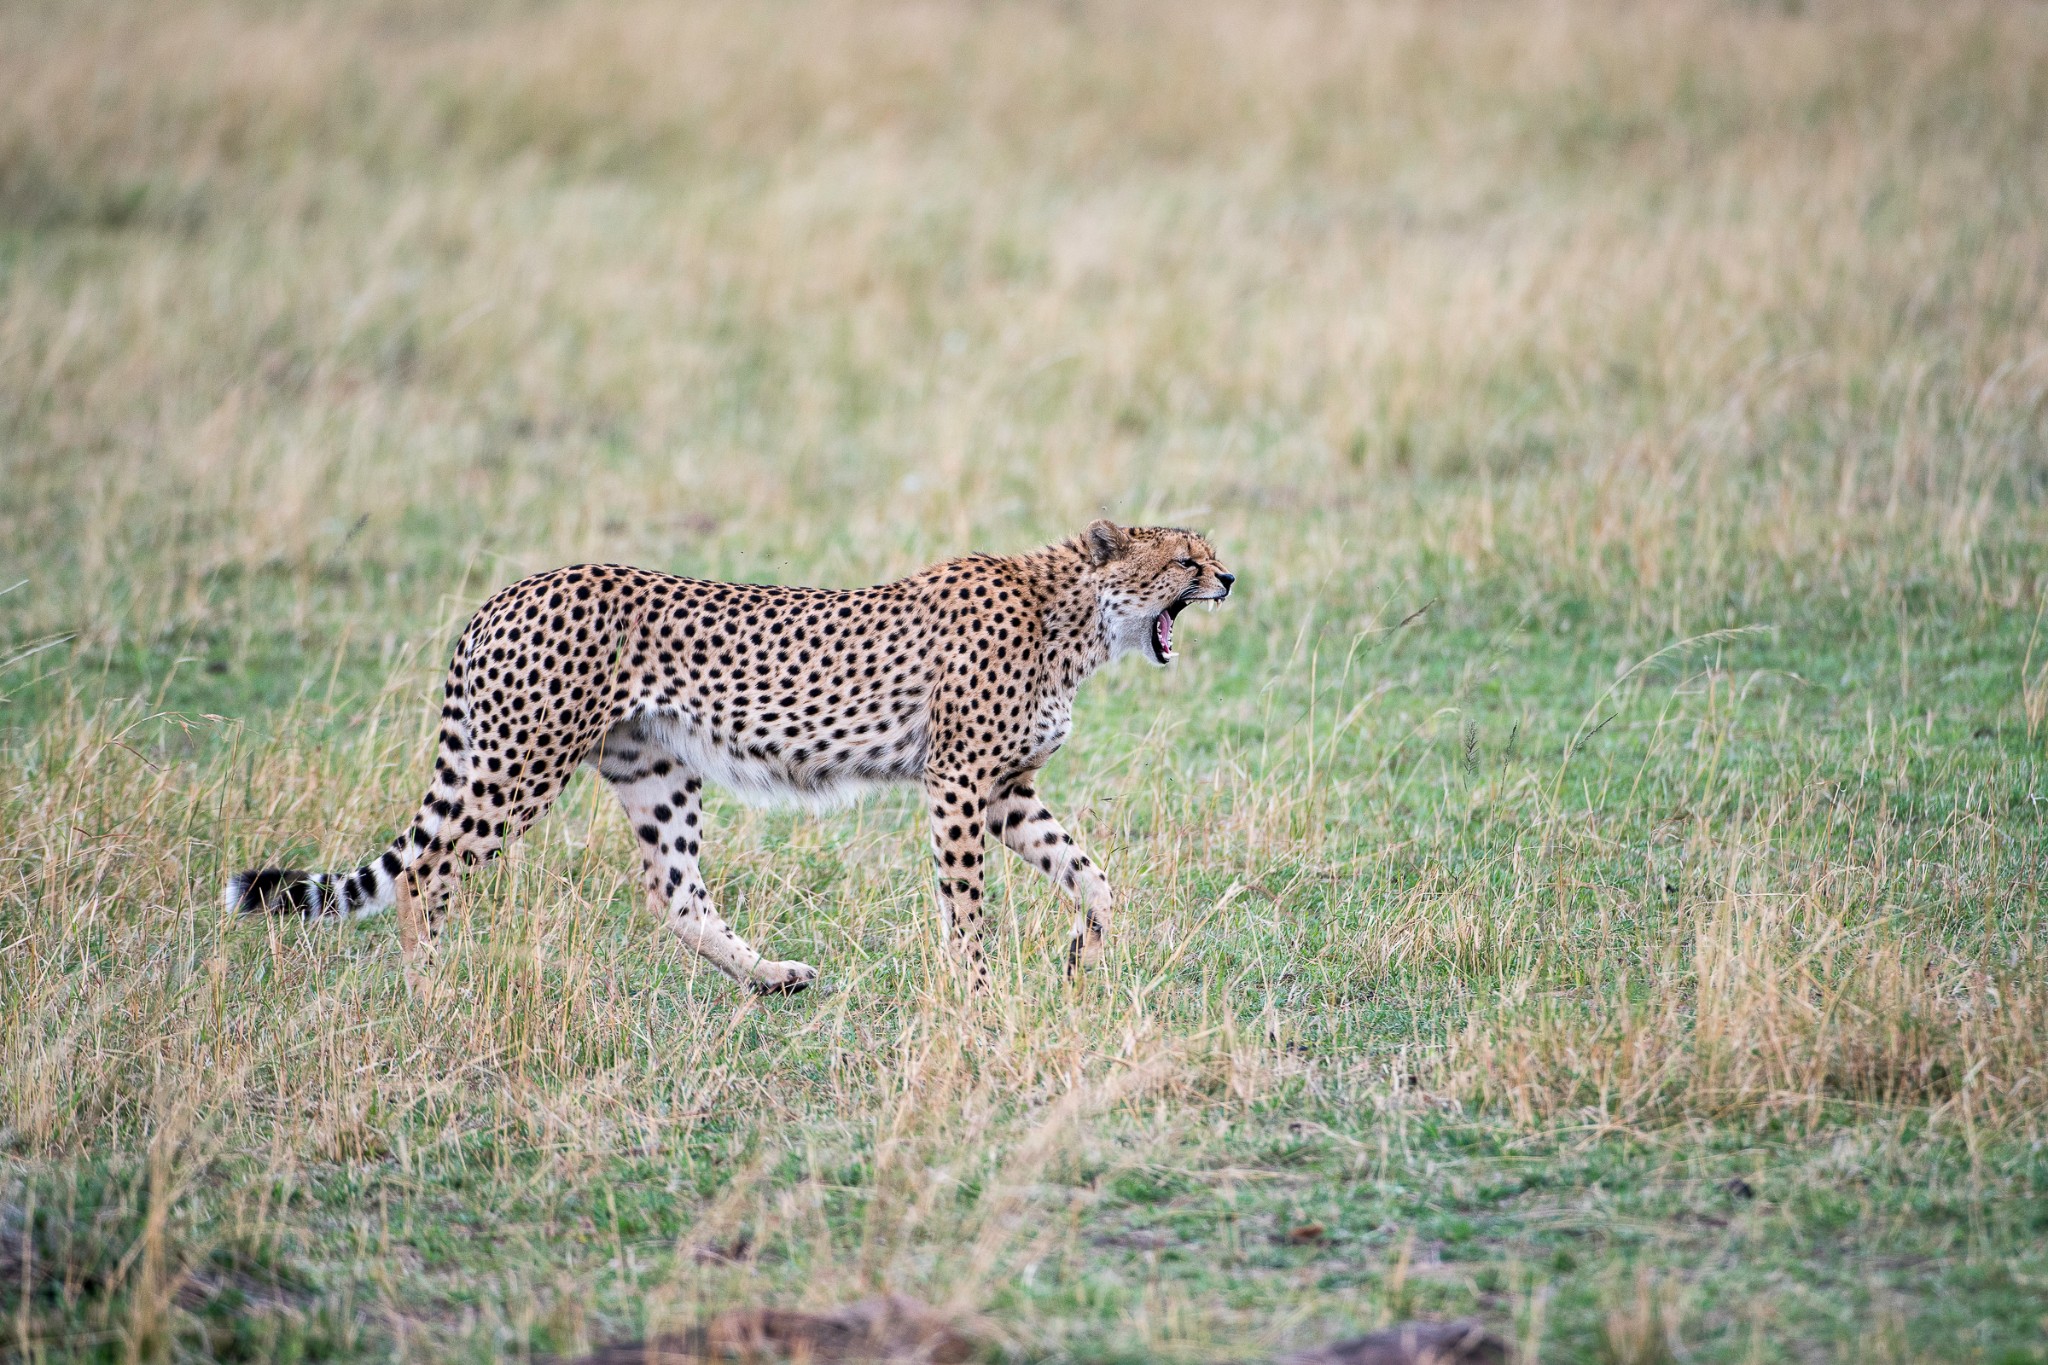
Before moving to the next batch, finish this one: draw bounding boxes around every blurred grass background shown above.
[2,2,2047,1361]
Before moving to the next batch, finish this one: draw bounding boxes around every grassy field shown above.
[4,1,2048,1360]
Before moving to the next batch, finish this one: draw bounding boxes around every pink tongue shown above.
[1156,612,1172,653]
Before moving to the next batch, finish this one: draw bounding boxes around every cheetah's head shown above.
[1078,519,1236,666]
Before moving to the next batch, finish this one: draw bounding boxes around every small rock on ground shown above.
[566,1294,977,1363]
[1272,1319,1507,1365]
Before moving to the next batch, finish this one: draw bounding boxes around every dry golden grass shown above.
[3,2,2047,1361]
[1448,827,2048,1132]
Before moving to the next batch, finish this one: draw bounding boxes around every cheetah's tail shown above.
[224,834,416,922]
[229,628,477,923]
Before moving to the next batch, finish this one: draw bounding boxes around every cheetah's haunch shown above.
[226,520,1234,993]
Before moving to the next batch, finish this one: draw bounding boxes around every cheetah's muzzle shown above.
[224,519,1235,997]
[1150,574,1234,666]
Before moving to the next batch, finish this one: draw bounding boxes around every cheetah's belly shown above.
[634,705,931,811]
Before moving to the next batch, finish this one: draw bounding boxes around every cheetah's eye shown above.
[1175,557,1197,570]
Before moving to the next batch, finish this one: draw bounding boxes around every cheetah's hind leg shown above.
[599,740,818,996]
[393,869,448,1002]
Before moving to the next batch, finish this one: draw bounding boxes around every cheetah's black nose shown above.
[1217,572,1236,591]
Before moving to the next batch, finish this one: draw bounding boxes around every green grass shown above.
[4,2,2048,1361]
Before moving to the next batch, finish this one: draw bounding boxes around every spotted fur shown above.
[226,520,1234,993]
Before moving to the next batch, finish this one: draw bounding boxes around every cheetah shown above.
[226,520,1235,993]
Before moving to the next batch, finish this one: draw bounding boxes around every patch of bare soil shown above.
[564,1297,1507,1365]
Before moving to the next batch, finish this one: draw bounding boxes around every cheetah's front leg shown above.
[607,768,817,994]
[986,770,1113,972]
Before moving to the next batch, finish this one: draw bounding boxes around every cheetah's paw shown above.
[404,964,450,1004]
[750,960,820,995]
[1065,934,1107,976]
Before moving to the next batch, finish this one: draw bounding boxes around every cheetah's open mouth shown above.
[1150,600,1189,664]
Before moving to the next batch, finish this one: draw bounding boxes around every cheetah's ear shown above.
[1083,519,1132,566]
